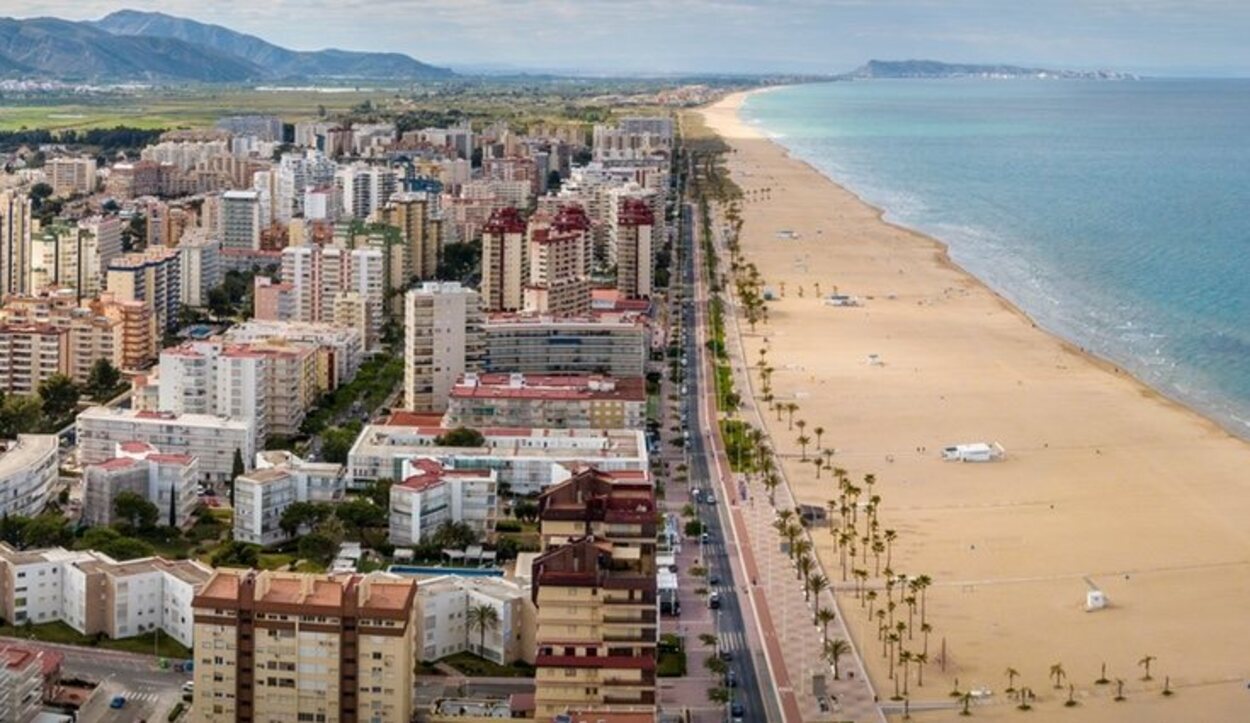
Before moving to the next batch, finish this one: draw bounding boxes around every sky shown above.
[5,0,1250,76]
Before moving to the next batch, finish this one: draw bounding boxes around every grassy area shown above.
[0,621,191,659]
[258,553,296,571]
[439,651,535,678]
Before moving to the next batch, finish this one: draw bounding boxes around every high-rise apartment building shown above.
[525,205,592,316]
[382,192,442,281]
[46,156,97,197]
[336,164,398,219]
[610,197,655,299]
[480,207,527,312]
[277,244,386,349]
[158,341,270,441]
[190,570,418,723]
[533,469,658,719]
[178,232,223,308]
[482,313,648,377]
[0,324,69,394]
[221,190,262,251]
[403,282,484,412]
[0,190,31,298]
[106,246,182,333]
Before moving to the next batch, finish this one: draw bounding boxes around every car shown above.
[708,574,721,585]
[181,682,194,694]
[719,648,732,661]
[726,670,738,688]
[701,532,710,545]
[705,493,716,505]
[708,591,721,609]
[731,702,745,717]
[109,696,126,709]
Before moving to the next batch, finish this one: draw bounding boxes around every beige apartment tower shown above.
[480,207,527,312]
[525,205,592,316]
[190,570,418,723]
[403,282,484,413]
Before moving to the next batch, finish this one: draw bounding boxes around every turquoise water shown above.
[742,80,1250,435]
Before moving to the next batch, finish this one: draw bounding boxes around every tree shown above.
[299,532,338,566]
[1005,667,1020,694]
[77,527,155,561]
[280,502,332,538]
[86,359,122,402]
[1138,655,1155,681]
[113,491,159,530]
[0,515,30,547]
[815,607,836,643]
[0,394,43,438]
[211,541,261,568]
[824,638,851,679]
[335,498,386,530]
[168,484,178,528]
[431,521,478,549]
[321,427,357,464]
[1050,663,1067,689]
[434,427,486,448]
[232,449,246,479]
[37,374,79,420]
[466,603,500,658]
[207,286,233,318]
[814,426,825,450]
[22,514,70,549]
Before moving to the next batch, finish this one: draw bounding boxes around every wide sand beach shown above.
[701,89,1250,721]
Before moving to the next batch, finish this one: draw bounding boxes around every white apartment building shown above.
[335,163,398,219]
[46,156,97,197]
[415,575,535,664]
[221,190,261,251]
[347,416,648,494]
[0,190,33,298]
[0,544,211,648]
[0,643,49,723]
[279,244,386,350]
[446,372,646,430]
[158,341,270,441]
[233,451,345,546]
[0,435,58,518]
[404,282,484,413]
[221,320,363,390]
[388,457,498,546]
[82,441,199,529]
[105,246,182,333]
[608,191,656,299]
[482,313,649,377]
[76,407,256,483]
[178,232,222,308]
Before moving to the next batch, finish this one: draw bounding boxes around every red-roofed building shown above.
[389,457,498,546]
[525,205,592,317]
[446,372,645,430]
[610,197,655,300]
[83,441,199,529]
[482,208,528,313]
[533,470,657,719]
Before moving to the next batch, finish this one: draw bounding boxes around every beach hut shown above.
[941,442,1006,462]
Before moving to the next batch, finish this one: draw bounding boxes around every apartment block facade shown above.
[388,458,497,546]
[403,282,484,413]
[233,451,346,546]
[82,441,199,529]
[76,407,256,483]
[445,372,646,431]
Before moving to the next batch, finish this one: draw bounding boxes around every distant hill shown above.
[92,10,453,80]
[845,59,1137,80]
[0,10,452,83]
[0,16,261,82]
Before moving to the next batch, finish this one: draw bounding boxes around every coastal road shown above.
[681,201,777,722]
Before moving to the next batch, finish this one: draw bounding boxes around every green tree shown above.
[37,374,79,420]
[824,638,851,679]
[280,502,332,539]
[299,532,338,566]
[78,527,155,560]
[434,427,485,448]
[0,514,30,547]
[232,449,246,478]
[211,541,261,568]
[113,491,159,530]
[335,498,386,530]
[431,521,478,549]
[22,514,70,549]
[0,394,44,437]
[321,427,357,464]
[86,359,122,402]
[466,603,501,658]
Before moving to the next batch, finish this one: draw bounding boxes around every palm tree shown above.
[814,426,825,450]
[914,651,928,687]
[797,435,811,461]
[796,554,814,585]
[796,419,807,437]
[872,539,886,576]
[913,574,932,626]
[920,622,932,657]
[824,638,850,679]
[815,607,836,642]
[466,604,500,660]
[1139,655,1155,681]
[900,650,914,696]
[813,457,824,479]
[1065,683,1078,707]
[785,403,799,430]
[1114,679,1126,702]
[866,589,878,615]
[1005,667,1020,694]
[1050,663,1067,689]
[806,573,829,608]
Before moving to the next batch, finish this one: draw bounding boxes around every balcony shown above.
[602,609,656,625]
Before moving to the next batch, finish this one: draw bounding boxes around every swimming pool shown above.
[387,565,504,578]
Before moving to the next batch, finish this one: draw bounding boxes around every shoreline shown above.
[700,88,1250,720]
[723,85,1244,446]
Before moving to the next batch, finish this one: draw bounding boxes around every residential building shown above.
[0,643,61,723]
[46,156,97,197]
[158,341,270,440]
[221,190,261,251]
[404,282,484,413]
[0,436,58,518]
[592,120,673,162]
[93,294,156,371]
[0,544,212,648]
[221,320,363,392]
[482,313,648,377]
[415,575,535,664]
[347,415,648,494]
[106,246,182,333]
[233,451,345,546]
[480,208,527,312]
[189,570,418,723]
[610,197,655,299]
[76,408,255,483]
[446,373,646,430]
[335,163,398,219]
[178,232,222,308]
[0,324,69,394]
[525,205,592,316]
[382,192,442,280]
[277,244,386,350]
[533,470,658,719]
[0,190,32,297]
[79,215,124,283]
[28,223,104,299]
[82,441,198,529]
[216,115,283,142]
[388,458,497,546]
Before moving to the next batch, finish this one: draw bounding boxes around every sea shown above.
[741,79,1250,436]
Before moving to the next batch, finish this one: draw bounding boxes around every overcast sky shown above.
[6,0,1250,75]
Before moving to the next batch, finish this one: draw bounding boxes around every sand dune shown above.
[702,90,1250,721]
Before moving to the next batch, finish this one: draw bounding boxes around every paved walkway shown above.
[704,213,887,723]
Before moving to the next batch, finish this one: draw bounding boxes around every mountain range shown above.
[844,59,1137,80]
[0,10,452,83]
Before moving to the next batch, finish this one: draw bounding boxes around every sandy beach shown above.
[701,89,1250,721]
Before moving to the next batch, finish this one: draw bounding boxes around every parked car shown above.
[110,696,127,709]
[708,591,721,609]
